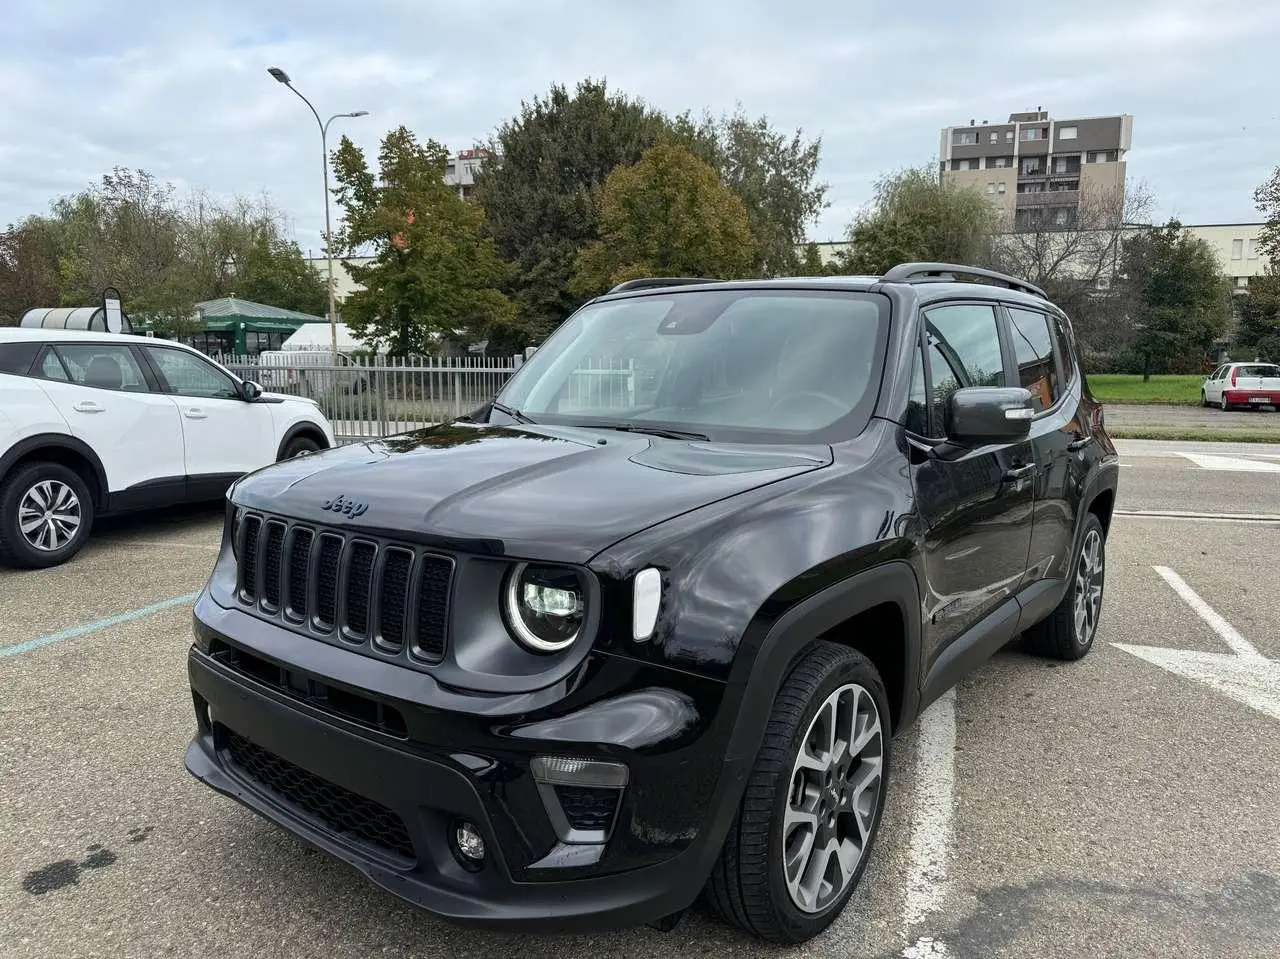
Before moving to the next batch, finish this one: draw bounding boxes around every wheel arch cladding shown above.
[277,422,330,459]
[726,561,923,766]
[0,435,106,508]
[1088,486,1115,534]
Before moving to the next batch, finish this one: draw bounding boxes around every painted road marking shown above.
[0,592,201,659]
[901,687,956,957]
[1113,509,1280,524]
[1176,452,1280,473]
[1113,567,1280,722]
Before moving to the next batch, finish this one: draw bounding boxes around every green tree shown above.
[1120,220,1231,380]
[1253,164,1280,264]
[331,126,514,355]
[572,143,756,293]
[1236,272,1280,362]
[0,218,64,325]
[795,241,836,277]
[702,105,828,276]
[473,79,678,342]
[835,164,998,275]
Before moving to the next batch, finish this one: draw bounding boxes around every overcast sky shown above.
[2,0,1276,255]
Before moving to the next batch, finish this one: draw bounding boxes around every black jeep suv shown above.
[184,263,1118,945]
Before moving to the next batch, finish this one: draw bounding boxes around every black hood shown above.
[230,422,831,564]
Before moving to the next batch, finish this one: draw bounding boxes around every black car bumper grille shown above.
[221,727,416,863]
[236,511,453,665]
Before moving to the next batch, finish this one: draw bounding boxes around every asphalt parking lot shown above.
[2,440,1278,959]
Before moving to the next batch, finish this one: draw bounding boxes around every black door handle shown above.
[1067,435,1093,451]
[1003,463,1037,481]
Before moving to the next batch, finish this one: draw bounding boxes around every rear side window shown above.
[1007,307,1060,412]
[53,344,150,392]
[0,341,41,375]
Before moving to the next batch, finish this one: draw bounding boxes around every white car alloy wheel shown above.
[783,682,884,913]
[18,479,82,552]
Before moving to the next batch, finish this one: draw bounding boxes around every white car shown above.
[0,328,336,568]
[1201,362,1280,410]
[255,349,370,399]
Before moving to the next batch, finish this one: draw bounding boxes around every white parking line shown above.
[901,687,956,956]
[1113,568,1280,723]
[1152,566,1261,659]
[1176,452,1280,473]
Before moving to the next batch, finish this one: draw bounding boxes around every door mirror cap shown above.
[946,387,1035,445]
[242,380,263,401]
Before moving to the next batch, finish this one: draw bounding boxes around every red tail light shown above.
[1230,367,1238,386]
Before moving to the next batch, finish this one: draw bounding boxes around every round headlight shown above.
[504,563,586,653]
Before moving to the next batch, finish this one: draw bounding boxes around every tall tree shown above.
[572,142,756,293]
[473,79,677,341]
[835,164,998,275]
[703,105,828,276]
[331,126,514,355]
[1253,164,1280,264]
[1120,220,1232,380]
[0,218,64,325]
[989,180,1155,362]
[1236,272,1280,362]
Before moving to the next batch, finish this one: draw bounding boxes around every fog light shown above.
[455,821,485,861]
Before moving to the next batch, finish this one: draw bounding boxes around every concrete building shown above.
[939,109,1133,231]
[444,148,495,200]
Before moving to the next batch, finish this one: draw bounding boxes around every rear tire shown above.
[1201,390,1208,407]
[0,462,95,569]
[703,642,890,944]
[1022,512,1106,660]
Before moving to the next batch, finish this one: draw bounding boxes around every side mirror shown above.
[946,387,1035,446]
[241,380,263,401]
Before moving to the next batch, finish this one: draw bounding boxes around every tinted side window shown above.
[1049,315,1075,382]
[1007,307,1060,412]
[905,335,975,439]
[54,344,150,392]
[924,304,1006,389]
[0,342,40,375]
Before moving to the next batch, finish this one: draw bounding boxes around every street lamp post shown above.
[267,67,368,360]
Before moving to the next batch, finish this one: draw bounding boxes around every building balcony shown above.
[1016,190,1079,208]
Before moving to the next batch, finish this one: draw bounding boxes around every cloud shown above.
[1,0,1275,258]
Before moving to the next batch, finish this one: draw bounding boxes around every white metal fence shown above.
[214,352,653,443]
[214,353,525,442]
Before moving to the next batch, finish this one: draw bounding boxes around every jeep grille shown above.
[235,511,451,664]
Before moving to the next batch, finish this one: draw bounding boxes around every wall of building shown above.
[1188,223,1268,288]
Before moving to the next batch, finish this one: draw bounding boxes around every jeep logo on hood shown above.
[321,494,368,518]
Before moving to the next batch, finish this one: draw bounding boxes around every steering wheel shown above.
[768,390,849,422]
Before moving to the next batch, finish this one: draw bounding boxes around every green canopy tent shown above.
[192,297,326,355]
[133,297,326,355]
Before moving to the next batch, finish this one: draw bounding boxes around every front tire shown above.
[1022,512,1106,660]
[0,462,95,569]
[1201,390,1208,407]
[279,436,321,460]
[703,642,890,944]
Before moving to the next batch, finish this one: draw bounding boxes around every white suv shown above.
[0,329,337,568]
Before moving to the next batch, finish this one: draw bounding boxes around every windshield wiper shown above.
[490,401,537,424]
[577,422,710,441]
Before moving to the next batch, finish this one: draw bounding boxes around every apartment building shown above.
[444,148,495,200]
[939,109,1133,231]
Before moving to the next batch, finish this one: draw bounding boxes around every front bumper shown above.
[184,595,742,932]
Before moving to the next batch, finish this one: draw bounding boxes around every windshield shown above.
[494,289,889,442]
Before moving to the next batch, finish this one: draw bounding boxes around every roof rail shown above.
[607,277,719,294]
[880,262,1047,300]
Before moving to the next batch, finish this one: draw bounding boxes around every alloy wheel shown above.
[1073,527,1104,644]
[18,480,82,552]
[783,682,884,914]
